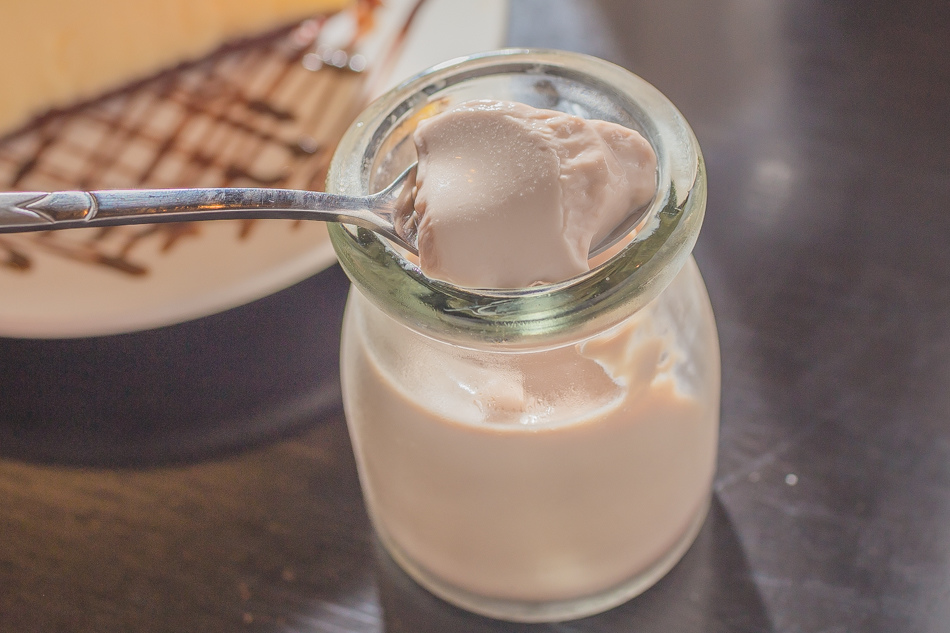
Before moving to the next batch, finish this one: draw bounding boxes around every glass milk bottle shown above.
[327,49,719,622]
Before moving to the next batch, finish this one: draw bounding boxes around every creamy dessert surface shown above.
[412,99,657,288]
[0,0,351,133]
[341,258,720,602]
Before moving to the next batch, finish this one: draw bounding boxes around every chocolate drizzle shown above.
[0,237,30,271]
[8,124,65,187]
[0,4,377,277]
[246,99,296,122]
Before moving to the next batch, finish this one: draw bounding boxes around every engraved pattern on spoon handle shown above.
[0,191,98,227]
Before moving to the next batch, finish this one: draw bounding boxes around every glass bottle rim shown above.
[327,48,706,351]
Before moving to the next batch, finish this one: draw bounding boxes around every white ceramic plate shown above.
[0,0,507,338]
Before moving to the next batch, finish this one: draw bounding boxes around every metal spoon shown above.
[0,164,647,257]
[0,164,420,253]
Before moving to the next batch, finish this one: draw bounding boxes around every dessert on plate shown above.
[0,0,353,133]
[0,0,508,338]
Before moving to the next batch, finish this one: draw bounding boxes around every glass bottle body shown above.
[340,257,719,621]
[327,49,719,621]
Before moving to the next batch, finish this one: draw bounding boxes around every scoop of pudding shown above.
[411,99,657,289]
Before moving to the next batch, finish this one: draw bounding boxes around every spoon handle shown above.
[0,187,383,231]
[0,163,418,250]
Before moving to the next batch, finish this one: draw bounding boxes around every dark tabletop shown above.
[2,1,950,631]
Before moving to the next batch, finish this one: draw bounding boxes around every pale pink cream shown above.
[412,99,658,288]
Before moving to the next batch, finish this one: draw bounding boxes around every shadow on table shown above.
[375,494,772,633]
[0,264,350,468]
